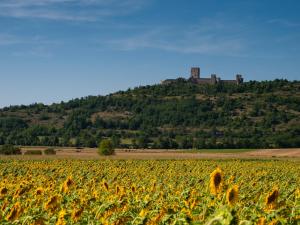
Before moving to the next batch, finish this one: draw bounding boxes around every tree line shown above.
[0,79,299,149]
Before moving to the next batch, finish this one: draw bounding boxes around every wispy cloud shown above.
[268,19,300,27]
[105,19,247,56]
[0,0,149,21]
[0,33,61,57]
[0,34,22,45]
[12,46,53,58]
[0,33,61,46]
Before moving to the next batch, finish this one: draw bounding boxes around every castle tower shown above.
[211,74,217,84]
[236,74,244,84]
[191,67,200,79]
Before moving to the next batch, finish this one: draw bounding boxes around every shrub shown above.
[24,150,43,155]
[44,148,56,155]
[0,144,22,155]
[39,114,50,121]
[98,139,115,156]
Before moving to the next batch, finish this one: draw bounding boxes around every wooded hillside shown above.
[1,79,299,149]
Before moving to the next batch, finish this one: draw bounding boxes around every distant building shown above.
[161,67,244,85]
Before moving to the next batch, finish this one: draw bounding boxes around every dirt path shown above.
[3,147,297,160]
[114,148,300,159]
[243,148,300,157]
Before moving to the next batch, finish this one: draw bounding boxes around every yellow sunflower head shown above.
[6,202,22,221]
[226,185,239,206]
[61,176,74,193]
[44,195,60,211]
[71,207,84,222]
[35,187,44,196]
[55,209,67,225]
[0,187,8,195]
[265,188,279,210]
[256,217,266,225]
[209,167,224,196]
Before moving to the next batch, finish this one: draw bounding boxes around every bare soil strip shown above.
[0,147,298,160]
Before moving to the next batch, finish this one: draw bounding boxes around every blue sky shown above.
[0,0,300,107]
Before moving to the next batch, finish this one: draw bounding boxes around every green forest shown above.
[0,79,300,149]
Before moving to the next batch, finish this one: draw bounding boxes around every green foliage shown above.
[0,79,299,149]
[98,139,115,155]
[24,150,43,155]
[111,135,121,148]
[44,148,56,155]
[0,144,22,155]
[39,113,50,121]
[0,117,28,131]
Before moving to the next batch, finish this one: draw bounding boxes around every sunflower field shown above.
[0,159,299,224]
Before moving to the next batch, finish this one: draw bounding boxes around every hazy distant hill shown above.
[1,79,300,149]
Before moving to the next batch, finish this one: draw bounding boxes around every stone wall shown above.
[161,67,244,85]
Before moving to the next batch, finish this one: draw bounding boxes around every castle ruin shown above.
[162,67,244,85]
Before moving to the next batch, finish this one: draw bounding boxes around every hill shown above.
[0,79,300,149]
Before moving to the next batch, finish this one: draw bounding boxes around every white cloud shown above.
[106,19,247,56]
[0,0,148,21]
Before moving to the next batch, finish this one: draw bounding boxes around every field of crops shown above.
[0,159,299,224]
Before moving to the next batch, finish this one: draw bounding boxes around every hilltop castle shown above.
[162,67,244,85]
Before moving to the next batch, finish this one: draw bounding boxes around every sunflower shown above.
[71,207,84,222]
[92,190,99,199]
[256,217,266,225]
[139,209,147,217]
[1,200,9,211]
[30,217,45,225]
[6,202,22,221]
[131,184,136,193]
[209,167,224,196]
[227,175,235,185]
[269,219,278,225]
[13,186,27,199]
[265,188,279,210]
[44,195,59,211]
[35,187,44,196]
[151,208,166,224]
[226,185,239,206]
[55,209,66,225]
[0,187,8,195]
[61,176,74,193]
[102,181,109,191]
[0,187,8,198]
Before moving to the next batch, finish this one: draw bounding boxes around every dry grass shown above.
[90,111,132,122]
[0,147,298,160]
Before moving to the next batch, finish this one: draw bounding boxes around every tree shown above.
[137,134,149,148]
[0,144,22,155]
[98,139,115,155]
[111,135,121,148]
[0,79,299,149]
[44,148,56,155]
